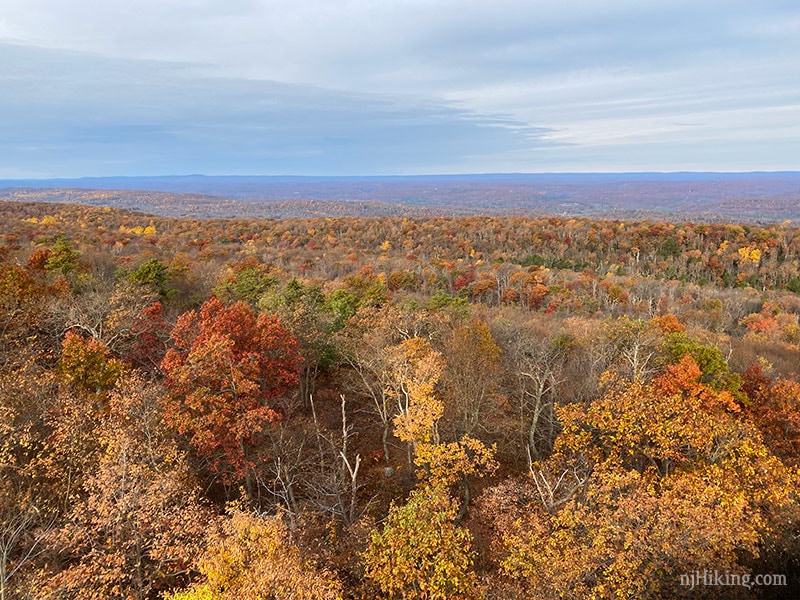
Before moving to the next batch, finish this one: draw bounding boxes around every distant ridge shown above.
[2,172,799,222]
[3,171,800,190]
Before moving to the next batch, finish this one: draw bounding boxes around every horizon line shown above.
[2,170,800,182]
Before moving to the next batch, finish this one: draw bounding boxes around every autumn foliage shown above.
[168,506,342,600]
[160,297,300,487]
[1,200,800,598]
[364,485,476,599]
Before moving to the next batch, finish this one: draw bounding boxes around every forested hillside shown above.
[1,200,799,598]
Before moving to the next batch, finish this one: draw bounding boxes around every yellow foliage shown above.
[388,337,497,487]
[415,436,498,486]
[498,354,800,599]
[118,223,154,236]
[389,337,445,444]
[737,245,761,264]
[241,239,258,255]
[22,214,57,225]
[364,485,477,599]
[168,506,342,600]
[394,393,444,445]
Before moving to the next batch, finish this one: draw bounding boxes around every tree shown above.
[494,318,567,463]
[305,395,370,527]
[0,356,57,600]
[743,361,800,465]
[0,262,57,357]
[604,316,661,382]
[662,331,744,399]
[388,337,446,450]
[259,278,338,408]
[58,331,124,396]
[389,337,497,514]
[0,499,53,600]
[336,305,410,464]
[160,297,300,496]
[44,236,80,276]
[120,301,171,373]
[494,357,800,599]
[42,374,210,599]
[363,485,476,600]
[48,279,160,354]
[121,257,173,297]
[167,505,342,600]
[213,258,278,307]
[439,320,503,440]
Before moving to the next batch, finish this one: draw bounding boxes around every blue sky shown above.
[1,0,798,177]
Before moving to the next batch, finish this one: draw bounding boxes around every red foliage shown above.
[744,363,800,465]
[650,313,684,334]
[160,297,301,484]
[653,355,740,414]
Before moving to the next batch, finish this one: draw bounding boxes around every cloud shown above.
[0,1,798,174]
[4,1,797,87]
[0,43,551,176]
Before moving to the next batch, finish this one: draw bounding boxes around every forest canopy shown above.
[1,200,799,598]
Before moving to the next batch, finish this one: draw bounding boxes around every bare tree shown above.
[0,498,54,600]
[495,318,568,463]
[258,421,316,527]
[307,395,372,527]
[47,280,158,351]
[528,453,589,514]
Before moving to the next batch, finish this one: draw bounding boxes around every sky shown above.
[1,0,799,177]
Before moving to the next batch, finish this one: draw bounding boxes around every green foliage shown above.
[737,273,761,289]
[215,265,278,306]
[342,267,388,308]
[118,258,174,296]
[44,236,80,275]
[426,290,469,315]
[519,253,544,267]
[657,237,681,258]
[129,258,169,287]
[259,277,321,313]
[519,253,587,270]
[323,288,361,331]
[786,277,800,294]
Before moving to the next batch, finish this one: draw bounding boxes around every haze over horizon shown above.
[2,1,798,178]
